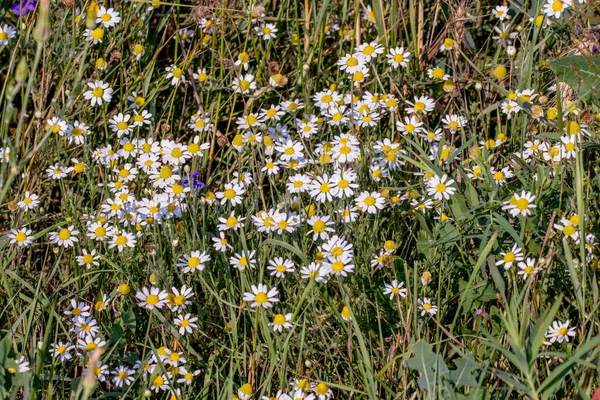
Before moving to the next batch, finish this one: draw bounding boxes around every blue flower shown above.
[10,0,37,16]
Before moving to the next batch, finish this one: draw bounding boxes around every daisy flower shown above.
[405,96,435,114]
[426,174,457,200]
[386,47,410,69]
[76,249,100,269]
[243,284,279,308]
[418,298,438,316]
[174,313,199,335]
[50,342,74,362]
[212,232,233,252]
[83,80,113,106]
[306,215,335,240]
[267,257,295,278]
[178,250,210,273]
[383,280,407,300]
[355,191,385,214]
[136,286,169,309]
[0,25,17,45]
[49,226,79,248]
[517,257,540,280]
[17,192,40,211]
[543,0,571,18]
[554,217,579,242]
[337,53,366,74]
[232,74,257,94]
[493,5,511,20]
[269,313,293,332]
[355,41,384,62]
[256,23,277,40]
[503,191,537,217]
[96,6,121,28]
[112,366,135,387]
[7,227,34,247]
[165,64,186,85]
[108,231,136,252]
[496,244,524,270]
[545,320,576,343]
[230,250,257,271]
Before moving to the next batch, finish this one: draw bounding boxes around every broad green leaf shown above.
[405,340,450,392]
[549,55,600,104]
[450,354,479,388]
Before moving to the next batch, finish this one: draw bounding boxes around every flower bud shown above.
[15,57,28,83]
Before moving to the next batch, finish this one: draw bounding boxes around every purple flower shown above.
[10,0,37,16]
[180,171,206,191]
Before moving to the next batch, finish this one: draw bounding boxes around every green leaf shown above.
[107,323,124,344]
[450,354,479,388]
[549,55,600,104]
[122,306,136,331]
[263,238,309,266]
[405,340,450,392]
[539,335,600,398]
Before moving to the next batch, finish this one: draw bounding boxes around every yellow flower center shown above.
[255,292,268,303]
[58,229,71,241]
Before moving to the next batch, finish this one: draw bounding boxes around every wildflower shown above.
[355,41,384,61]
[383,280,407,300]
[496,244,524,270]
[136,286,169,309]
[543,0,571,18]
[50,342,74,362]
[83,80,113,106]
[174,313,198,335]
[503,191,537,217]
[355,191,385,214]
[440,37,454,52]
[493,5,511,20]
[256,23,277,40]
[426,174,457,200]
[396,115,424,135]
[166,64,186,85]
[178,250,210,273]
[193,68,208,83]
[108,230,136,251]
[212,232,233,252]
[239,384,254,400]
[232,74,256,94]
[243,284,279,308]
[441,114,466,132]
[546,320,576,343]
[300,263,329,283]
[323,255,355,277]
[0,25,17,45]
[76,249,100,268]
[49,225,79,248]
[554,217,580,242]
[65,300,91,319]
[267,257,295,278]
[337,53,366,74]
[269,313,293,332]
[94,294,110,311]
[7,228,34,247]
[84,27,105,44]
[230,250,257,271]
[111,366,135,387]
[96,6,121,28]
[421,271,432,286]
[386,47,410,69]
[418,298,438,316]
[10,1,36,16]
[517,258,541,280]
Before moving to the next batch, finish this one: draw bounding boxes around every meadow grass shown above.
[1,0,600,398]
